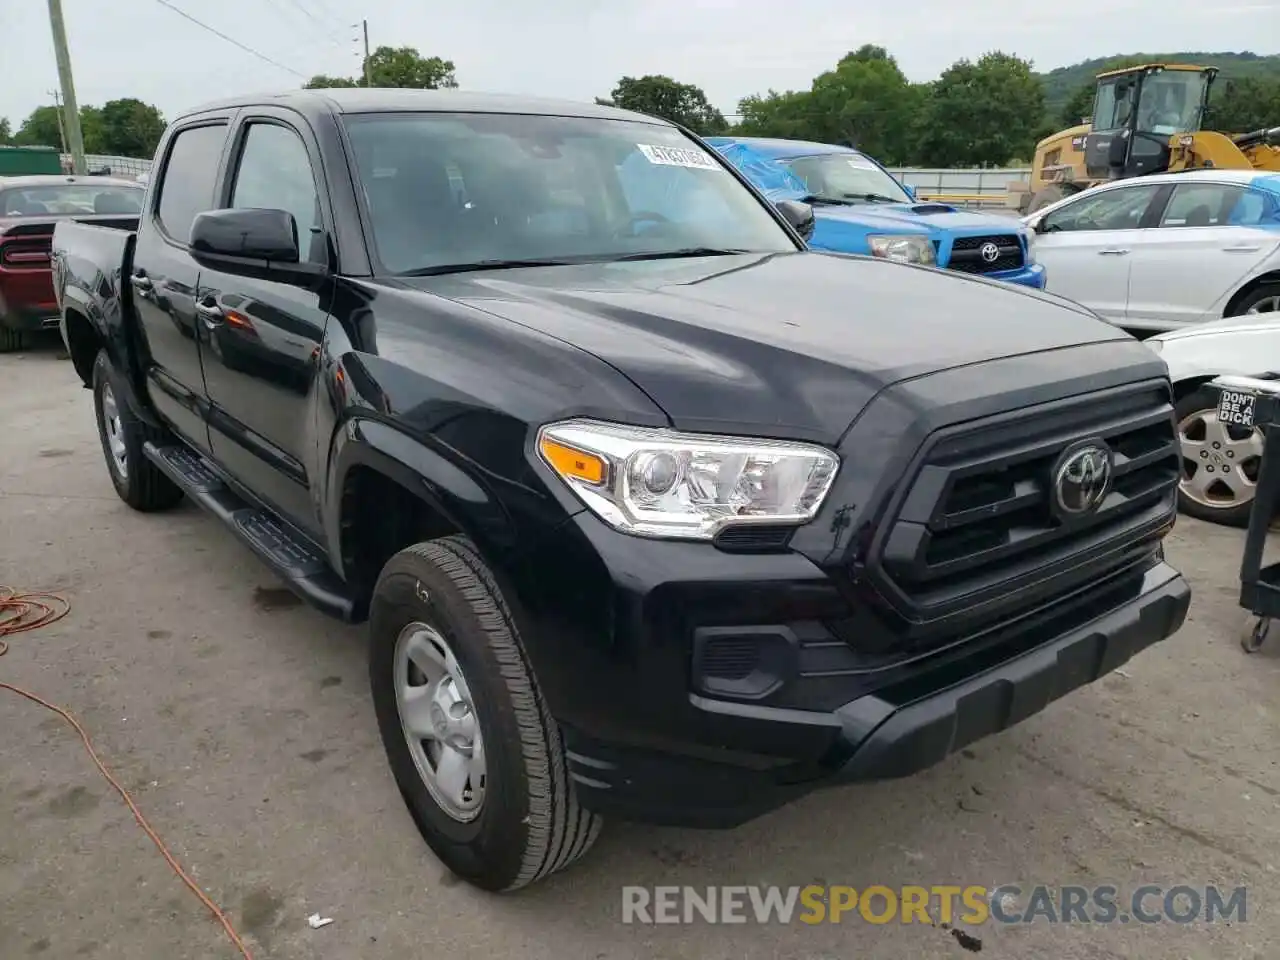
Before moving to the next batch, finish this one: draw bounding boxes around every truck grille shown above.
[946,234,1024,275]
[872,382,1178,625]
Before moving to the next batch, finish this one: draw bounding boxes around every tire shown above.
[91,349,184,511]
[1027,182,1083,214]
[0,326,26,353]
[369,536,602,891]
[1174,385,1262,527]
[1227,283,1280,318]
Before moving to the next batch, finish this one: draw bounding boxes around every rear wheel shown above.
[369,536,602,891]
[1175,385,1262,527]
[1027,182,1083,214]
[92,350,184,511]
[1228,284,1280,318]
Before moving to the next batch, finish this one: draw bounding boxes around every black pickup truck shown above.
[52,89,1190,892]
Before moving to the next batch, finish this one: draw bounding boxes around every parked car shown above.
[706,136,1046,289]
[1023,170,1280,333]
[1147,314,1280,525]
[0,175,144,351]
[53,89,1189,892]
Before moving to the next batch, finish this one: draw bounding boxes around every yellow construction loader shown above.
[1010,63,1280,214]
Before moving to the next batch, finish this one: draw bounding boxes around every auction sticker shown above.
[637,144,721,170]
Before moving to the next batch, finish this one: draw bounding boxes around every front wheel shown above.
[1175,385,1263,527]
[368,536,602,891]
[1228,284,1280,318]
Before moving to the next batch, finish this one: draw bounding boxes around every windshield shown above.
[781,153,912,204]
[0,183,143,217]
[342,113,796,275]
[1093,70,1209,135]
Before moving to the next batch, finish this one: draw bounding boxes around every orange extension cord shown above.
[0,587,254,959]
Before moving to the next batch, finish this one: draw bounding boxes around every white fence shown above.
[888,167,1030,208]
[63,154,153,178]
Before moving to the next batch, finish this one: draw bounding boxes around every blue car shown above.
[706,136,1046,290]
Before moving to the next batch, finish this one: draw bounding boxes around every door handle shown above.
[130,273,153,293]
[1098,249,1130,256]
[195,300,224,326]
[1223,245,1262,253]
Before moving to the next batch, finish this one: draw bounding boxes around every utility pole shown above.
[50,89,68,154]
[47,0,86,175]
[362,19,372,87]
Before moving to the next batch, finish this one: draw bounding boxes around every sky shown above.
[3,0,1279,134]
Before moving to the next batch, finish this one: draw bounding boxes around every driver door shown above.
[1034,182,1165,325]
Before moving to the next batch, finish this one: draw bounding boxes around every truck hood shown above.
[396,251,1126,444]
[812,201,1021,237]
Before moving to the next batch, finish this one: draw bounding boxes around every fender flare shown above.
[324,416,518,578]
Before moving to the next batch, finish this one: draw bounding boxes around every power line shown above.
[151,0,307,79]
[274,0,347,48]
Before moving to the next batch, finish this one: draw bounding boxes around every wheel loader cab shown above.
[1084,65,1216,180]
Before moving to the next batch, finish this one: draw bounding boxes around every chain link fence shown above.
[61,154,154,178]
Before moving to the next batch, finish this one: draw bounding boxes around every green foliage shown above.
[304,46,458,90]
[11,99,166,157]
[725,48,1280,166]
[0,117,11,145]
[600,75,727,135]
[13,106,64,149]
[914,52,1046,166]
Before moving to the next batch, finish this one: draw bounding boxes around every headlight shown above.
[866,234,935,265]
[537,420,840,540]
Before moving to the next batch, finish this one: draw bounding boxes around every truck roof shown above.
[181,88,668,127]
[0,174,142,189]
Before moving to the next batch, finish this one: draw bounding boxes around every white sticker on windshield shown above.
[637,144,721,170]
[845,156,877,170]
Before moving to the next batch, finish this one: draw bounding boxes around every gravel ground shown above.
[2,341,1278,960]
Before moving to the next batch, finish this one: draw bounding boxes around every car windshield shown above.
[0,182,143,217]
[781,153,912,204]
[342,112,797,275]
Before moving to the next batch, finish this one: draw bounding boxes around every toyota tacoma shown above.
[52,89,1189,892]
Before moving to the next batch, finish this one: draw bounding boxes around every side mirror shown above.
[189,208,326,279]
[902,183,917,201]
[775,199,815,242]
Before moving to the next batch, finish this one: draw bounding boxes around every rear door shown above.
[131,119,233,452]
[1034,182,1164,325]
[195,110,332,535]
[1125,181,1280,328]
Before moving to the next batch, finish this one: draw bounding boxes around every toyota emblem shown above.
[1052,441,1113,517]
[979,241,1001,263]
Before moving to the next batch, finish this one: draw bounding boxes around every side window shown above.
[156,123,229,243]
[1041,184,1161,233]
[1159,183,1245,228]
[230,122,322,261]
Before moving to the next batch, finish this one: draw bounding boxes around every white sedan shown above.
[1147,316,1280,525]
[1023,169,1280,332]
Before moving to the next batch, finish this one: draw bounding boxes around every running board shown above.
[143,442,357,621]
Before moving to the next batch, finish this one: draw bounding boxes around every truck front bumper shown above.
[986,262,1046,289]
[507,511,1189,829]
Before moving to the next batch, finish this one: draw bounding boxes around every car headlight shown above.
[537,420,840,540]
[866,234,935,265]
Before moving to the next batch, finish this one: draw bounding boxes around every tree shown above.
[1207,76,1280,133]
[95,98,166,157]
[304,46,457,90]
[1059,82,1096,127]
[0,117,11,145]
[601,75,727,135]
[914,52,1047,167]
[304,74,360,89]
[14,106,64,148]
[805,45,924,164]
[733,89,817,140]
[79,105,104,154]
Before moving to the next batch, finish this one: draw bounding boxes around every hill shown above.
[1038,51,1280,117]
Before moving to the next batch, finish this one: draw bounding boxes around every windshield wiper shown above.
[842,192,902,203]
[398,257,589,277]
[613,247,750,262]
[802,194,857,206]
